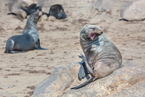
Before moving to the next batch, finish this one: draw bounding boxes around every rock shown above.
[92,0,113,12]
[120,0,145,21]
[9,0,27,21]
[48,16,57,21]
[22,0,37,5]
[33,63,80,97]
[108,81,145,97]
[33,61,145,97]
[62,62,145,97]
[39,15,48,22]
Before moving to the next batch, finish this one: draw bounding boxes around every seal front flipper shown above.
[34,45,48,50]
[78,59,89,81]
[79,54,94,76]
[71,76,94,89]
[78,61,86,81]
[35,39,48,50]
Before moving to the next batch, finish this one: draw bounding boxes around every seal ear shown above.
[80,27,87,41]
[80,34,85,41]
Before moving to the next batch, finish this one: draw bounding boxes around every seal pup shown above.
[5,10,47,53]
[43,4,67,19]
[72,24,122,89]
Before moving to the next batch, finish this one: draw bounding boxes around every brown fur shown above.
[72,24,122,89]
[81,24,122,78]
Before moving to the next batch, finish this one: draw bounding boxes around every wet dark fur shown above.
[5,10,47,54]
[43,4,67,19]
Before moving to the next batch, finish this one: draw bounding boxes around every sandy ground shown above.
[0,0,145,97]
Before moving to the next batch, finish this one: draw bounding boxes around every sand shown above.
[0,0,145,96]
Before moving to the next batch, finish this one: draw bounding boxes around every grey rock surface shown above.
[108,81,145,97]
[33,61,145,97]
[33,63,80,97]
[92,0,113,12]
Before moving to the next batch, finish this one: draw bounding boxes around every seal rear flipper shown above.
[10,51,27,54]
[7,12,17,15]
[71,76,94,89]
[5,51,27,54]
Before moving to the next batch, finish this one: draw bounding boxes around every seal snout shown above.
[38,11,43,17]
[90,33,98,40]
[87,27,102,40]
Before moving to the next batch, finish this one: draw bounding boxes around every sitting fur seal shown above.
[72,24,122,89]
[7,0,28,21]
[5,10,47,53]
[43,4,67,19]
[8,0,42,21]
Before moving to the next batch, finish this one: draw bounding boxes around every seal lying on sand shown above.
[72,24,122,89]
[8,0,42,21]
[5,10,47,53]
[43,4,67,19]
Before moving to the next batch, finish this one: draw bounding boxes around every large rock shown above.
[33,62,145,97]
[92,0,113,12]
[108,81,145,97]
[33,63,80,97]
[120,0,145,21]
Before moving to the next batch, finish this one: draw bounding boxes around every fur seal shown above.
[72,24,122,89]
[43,4,67,19]
[5,10,47,53]
[7,0,27,21]
[8,0,42,21]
